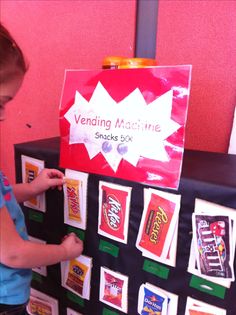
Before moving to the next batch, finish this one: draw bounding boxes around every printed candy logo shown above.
[72,264,84,277]
[103,193,122,230]
[197,220,224,272]
[67,186,80,215]
[64,82,180,172]
[146,206,168,245]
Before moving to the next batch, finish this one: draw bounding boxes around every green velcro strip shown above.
[67,226,85,241]
[143,259,169,279]
[29,210,43,223]
[32,272,43,284]
[102,307,119,315]
[67,291,84,306]
[189,275,226,299]
[99,239,119,257]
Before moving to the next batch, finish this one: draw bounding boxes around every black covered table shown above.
[14,137,236,315]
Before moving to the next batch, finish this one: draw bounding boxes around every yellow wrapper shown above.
[65,178,82,222]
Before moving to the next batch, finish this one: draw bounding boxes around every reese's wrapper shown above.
[138,192,176,257]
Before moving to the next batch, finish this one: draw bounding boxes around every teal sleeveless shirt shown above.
[0,171,32,305]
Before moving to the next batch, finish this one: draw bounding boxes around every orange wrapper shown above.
[139,193,176,257]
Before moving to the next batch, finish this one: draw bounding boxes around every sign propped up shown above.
[59,66,192,189]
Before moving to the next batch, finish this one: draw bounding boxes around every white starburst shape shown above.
[64,82,180,172]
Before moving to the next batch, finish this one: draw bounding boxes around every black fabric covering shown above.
[14,137,236,315]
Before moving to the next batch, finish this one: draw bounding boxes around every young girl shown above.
[0,23,83,314]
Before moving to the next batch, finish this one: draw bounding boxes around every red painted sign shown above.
[59,66,191,189]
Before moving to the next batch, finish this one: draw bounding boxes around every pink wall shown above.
[0,0,136,183]
[156,0,236,153]
[1,0,236,183]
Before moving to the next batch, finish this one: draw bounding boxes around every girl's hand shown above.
[61,233,84,260]
[30,168,64,195]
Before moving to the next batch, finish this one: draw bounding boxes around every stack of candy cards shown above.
[98,181,132,244]
[21,155,46,212]
[138,283,178,315]
[99,267,129,313]
[136,188,181,267]
[61,254,92,300]
[184,296,226,315]
[63,169,88,230]
[189,199,236,287]
[27,288,59,315]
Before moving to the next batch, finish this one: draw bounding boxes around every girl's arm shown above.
[0,205,83,268]
[13,168,64,203]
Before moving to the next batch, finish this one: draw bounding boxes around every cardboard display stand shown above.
[14,137,236,315]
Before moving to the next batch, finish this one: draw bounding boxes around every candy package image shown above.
[98,181,132,243]
[99,267,128,313]
[27,288,59,315]
[184,296,226,315]
[192,214,233,279]
[59,66,192,189]
[138,282,179,315]
[21,155,45,212]
[136,188,181,266]
[61,254,92,300]
[189,199,236,285]
[63,169,88,230]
